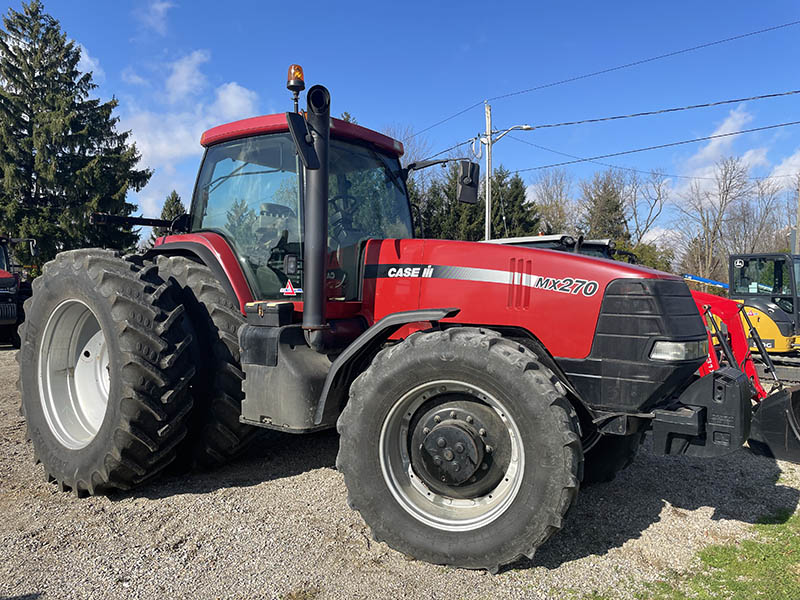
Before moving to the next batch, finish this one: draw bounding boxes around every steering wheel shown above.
[328,194,359,244]
[329,194,358,214]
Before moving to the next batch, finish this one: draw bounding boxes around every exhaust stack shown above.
[303,85,331,351]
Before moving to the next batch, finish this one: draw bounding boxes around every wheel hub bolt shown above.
[451,462,460,472]
[485,445,493,454]
[479,428,486,436]
[436,437,446,448]
[422,427,430,434]
[454,443,465,454]
[466,416,474,424]
[450,411,456,418]
[443,449,454,461]
[433,457,441,466]
[434,416,441,423]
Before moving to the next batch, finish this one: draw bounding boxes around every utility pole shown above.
[484,101,492,241]
[795,176,800,254]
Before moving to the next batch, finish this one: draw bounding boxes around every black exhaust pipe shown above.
[303,85,331,351]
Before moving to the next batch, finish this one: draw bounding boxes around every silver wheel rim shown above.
[379,379,525,532]
[38,299,110,449]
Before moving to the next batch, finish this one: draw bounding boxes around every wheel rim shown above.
[38,299,110,449]
[379,379,525,532]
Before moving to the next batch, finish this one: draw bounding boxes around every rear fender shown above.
[145,233,255,312]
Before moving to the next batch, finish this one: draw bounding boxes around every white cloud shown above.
[213,82,258,120]
[769,148,800,181]
[139,1,175,36]
[120,47,262,220]
[641,226,681,247]
[671,105,770,198]
[165,50,210,103]
[77,43,104,84]
[688,105,753,167]
[741,147,769,170]
[122,67,147,86]
[123,81,260,217]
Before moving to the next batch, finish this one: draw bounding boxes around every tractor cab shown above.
[191,117,413,303]
[729,253,800,352]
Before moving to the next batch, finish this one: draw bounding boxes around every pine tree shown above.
[224,198,258,248]
[579,169,630,242]
[0,1,150,263]
[145,190,186,246]
[488,167,539,239]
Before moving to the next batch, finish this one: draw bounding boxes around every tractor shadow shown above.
[118,429,799,573]
[122,428,340,501]
[514,439,800,572]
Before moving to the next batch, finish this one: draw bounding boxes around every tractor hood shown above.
[362,238,687,360]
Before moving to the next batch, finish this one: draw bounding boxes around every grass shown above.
[634,509,800,599]
[579,510,800,599]
[281,585,320,600]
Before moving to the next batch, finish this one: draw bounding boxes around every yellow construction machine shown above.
[729,253,800,381]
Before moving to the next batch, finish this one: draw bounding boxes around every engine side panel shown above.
[362,238,679,360]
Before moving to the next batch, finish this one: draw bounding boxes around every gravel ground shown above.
[2,347,799,600]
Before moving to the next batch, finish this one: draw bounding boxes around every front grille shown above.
[557,277,707,412]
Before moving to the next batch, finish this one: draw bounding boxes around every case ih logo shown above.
[370,264,599,297]
[280,280,303,296]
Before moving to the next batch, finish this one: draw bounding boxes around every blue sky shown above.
[34,0,800,237]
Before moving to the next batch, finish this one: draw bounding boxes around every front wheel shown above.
[337,328,582,571]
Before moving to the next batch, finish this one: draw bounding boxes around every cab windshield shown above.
[732,256,796,315]
[191,132,412,301]
[732,257,793,295]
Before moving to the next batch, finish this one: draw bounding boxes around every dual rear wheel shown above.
[18,250,254,493]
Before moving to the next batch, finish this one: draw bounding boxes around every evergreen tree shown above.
[487,167,539,239]
[413,164,538,242]
[0,1,150,263]
[145,190,186,246]
[579,169,629,242]
[224,198,258,248]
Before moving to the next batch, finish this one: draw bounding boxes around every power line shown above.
[507,135,797,182]
[405,19,800,141]
[428,87,800,160]
[511,120,800,174]
[426,138,474,160]
[509,88,800,132]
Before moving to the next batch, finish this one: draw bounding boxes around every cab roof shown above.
[200,113,405,157]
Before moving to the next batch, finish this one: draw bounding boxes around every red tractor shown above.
[0,235,36,348]
[17,68,789,571]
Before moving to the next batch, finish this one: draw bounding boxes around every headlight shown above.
[650,339,708,361]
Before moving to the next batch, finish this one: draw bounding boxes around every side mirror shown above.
[286,112,320,170]
[456,160,480,204]
[171,213,191,233]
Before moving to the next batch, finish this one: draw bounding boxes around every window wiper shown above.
[205,165,283,194]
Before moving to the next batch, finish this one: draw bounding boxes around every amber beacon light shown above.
[287,64,305,93]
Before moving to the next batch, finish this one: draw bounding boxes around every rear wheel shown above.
[156,255,257,468]
[337,328,582,571]
[18,250,195,494]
